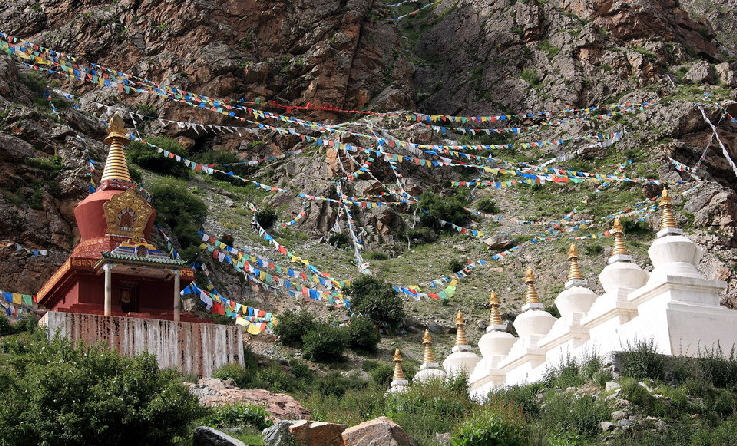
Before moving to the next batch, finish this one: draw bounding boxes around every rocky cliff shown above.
[1,0,736,340]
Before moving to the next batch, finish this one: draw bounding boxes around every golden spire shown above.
[524,268,541,305]
[659,189,678,230]
[611,218,629,256]
[567,244,584,282]
[392,348,406,381]
[101,113,131,183]
[489,291,503,326]
[422,330,436,364]
[455,310,469,346]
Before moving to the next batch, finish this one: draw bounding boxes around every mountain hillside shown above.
[1,0,737,357]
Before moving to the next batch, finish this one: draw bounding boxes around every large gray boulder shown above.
[192,426,246,446]
[263,421,299,446]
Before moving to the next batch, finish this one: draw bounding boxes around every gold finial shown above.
[455,310,469,346]
[567,244,584,282]
[611,218,629,256]
[100,113,132,183]
[392,348,406,381]
[489,291,503,326]
[422,330,436,364]
[659,189,678,230]
[524,267,540,305]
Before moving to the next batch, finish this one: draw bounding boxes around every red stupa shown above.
[36,114,196,321]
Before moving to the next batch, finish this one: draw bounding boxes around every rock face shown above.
[187,378,311,420]
[341,416,418,446]
[288,420,346,446]
[193,426,246,446]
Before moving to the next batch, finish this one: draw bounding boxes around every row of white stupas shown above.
[388,190,737,399]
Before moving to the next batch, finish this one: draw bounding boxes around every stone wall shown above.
[41,311,244,377]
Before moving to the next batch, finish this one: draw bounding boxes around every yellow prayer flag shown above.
[247,324,262,335]
[12,293,21,305]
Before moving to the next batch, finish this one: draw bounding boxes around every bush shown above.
[418,191,471,230]
[618,340,665,380]
[127,137,190,179]
[401,227,438,245]
[622,219,651,235]
[149,177,207,261]
[365,251,388,260]
[345,316,380,353]
[385,378,478,445]
[314,371,367,398]
[255,206,278,229]
[213,363,251,388]
[540,391,610,440]
[493,383,543,418]
[451,400,527,446]
[273,309,316,347]
[0,334,204,446]
[619,378,668,417]
[302,324,346,363]
[476,197,500,214]
[449,259,466,273]
[369,363,394,386]
[328,232,350,248]
[204,403,273,430]
[0,315,12,336]
[347,275,405,329]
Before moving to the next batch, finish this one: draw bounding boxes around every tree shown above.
[0,334,204,446]
[348,275,405,328]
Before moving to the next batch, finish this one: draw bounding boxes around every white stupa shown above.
[442,310,480,377]
[414,330,447,382]
[469,291,516,398]
[539,244,597,363]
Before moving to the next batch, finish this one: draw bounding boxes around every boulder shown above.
[483,234,514,250]
[186,378,311,420]
[289,420,346,446]
[263,421,298,446]
[685,61,715,84]
[193,426,245,446]
[341,416,418,446]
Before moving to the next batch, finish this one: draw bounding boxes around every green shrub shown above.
[448,259,466,273]
[273,310,316,347]
[347,275,405,328]
[128,165,143,184]
[149,177,207,261]
[27,155,63,172]
[401,227,438,245]
[451,400,527,446]
[255,206,278,229]
[365,251,388,260]
[619,378,667,417]
[418,191,471,230]
[127,137,190,179]
[622,219,651,235]
[345,316,380,353]
[385,378,478,445]
[204,403,273,430]
[302,324,346,363]
[214,363,251,388]
[328,232,350,248]
[253,364,294,392]
[540,391,610,440]
[0,334,204,446]
[618,340,665,380]
[314,371,368,398]
[492,383,544,417]
[0,314,11,336]
[369,363,394,386]
[521,69,541,87]
[476,197,500,214]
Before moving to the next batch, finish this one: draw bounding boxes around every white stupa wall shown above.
[466,229,737,400]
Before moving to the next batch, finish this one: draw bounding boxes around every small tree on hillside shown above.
[348,275,405,329]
